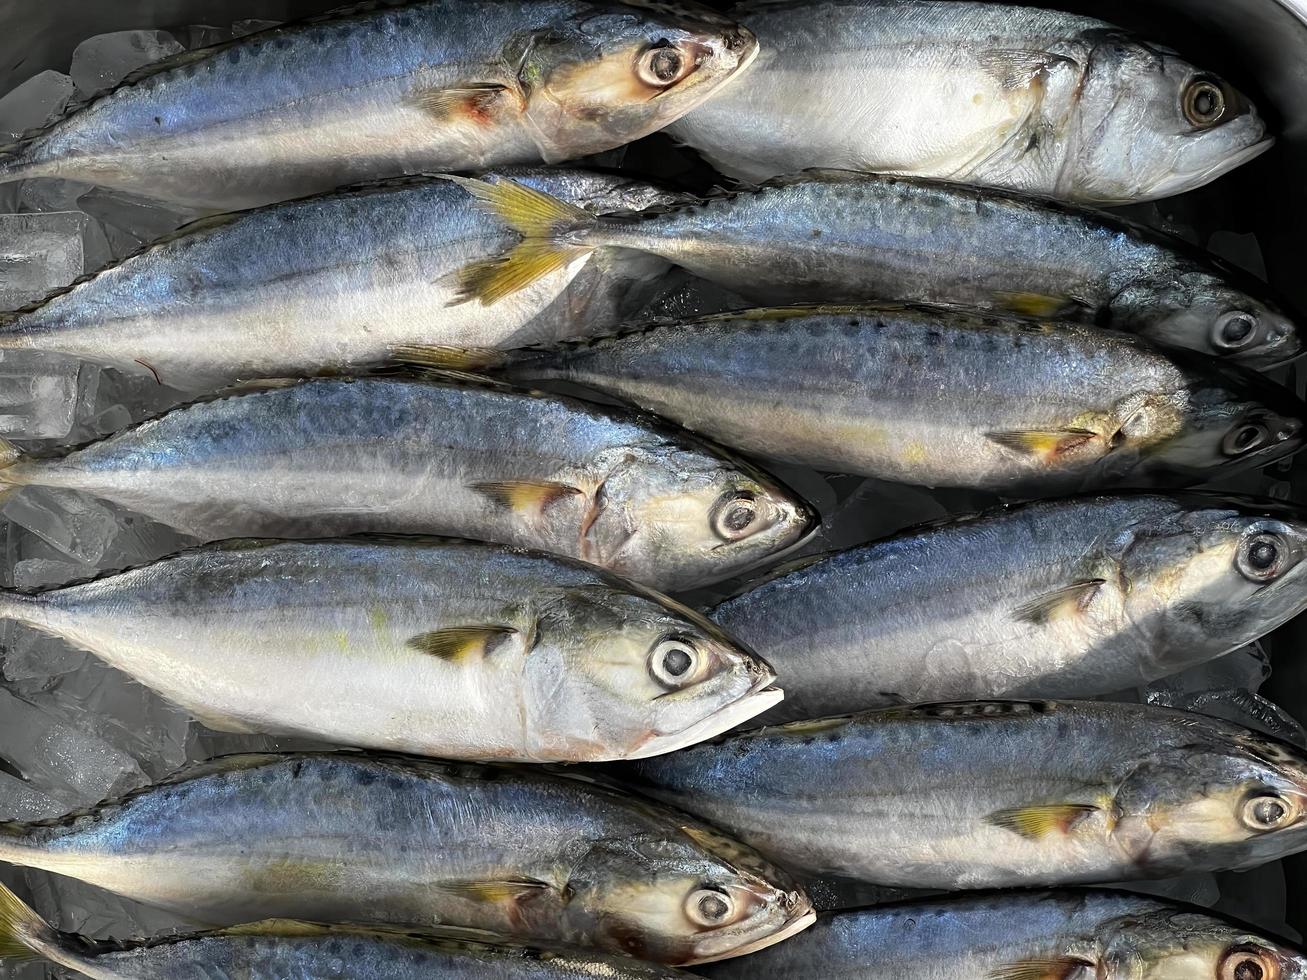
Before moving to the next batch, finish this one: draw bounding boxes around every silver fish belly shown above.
[0,754,813,965]
[0,171,682,391]
[616,700,1307,889]
[700,890,1307,980]
[494,305,1306,492]
[0,377,813,591]
[0,1,755,211]
[668,1,1270,204]
[0,538,782,761]
[712,494,1307,721]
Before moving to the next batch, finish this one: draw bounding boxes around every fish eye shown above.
[685,886,734,927]
[1183,78,1228,127]
[1221,947,1281,980]
[1213,311,1259,350]
[1238,532,1287,581]
[636,42,694,88]
[712,491,765,541]
[1223,422,1269,456]
[1239,793,1298,832]
[650,636,702,687]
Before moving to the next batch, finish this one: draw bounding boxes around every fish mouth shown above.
[1142,137,1274,201]
[685,906,818,965]
[627,685,784,760]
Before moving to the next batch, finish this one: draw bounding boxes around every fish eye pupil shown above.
[1224,314,1255,343]
[698,892,729,921]
[1185,80,1226,125]
[724,502,756,532]
[1196,89,1217,116]
[648,46,682,83]
[1235,957,1264,980]
[1234,425,1264,451]
[1249,540,1279,571]
[1254,798,1286,825]
[663,647,693,676]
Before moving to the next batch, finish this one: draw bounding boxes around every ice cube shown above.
[231,18,282,37]
[0,211,86,310]
[78,187,193,261]
[0,352,83,440]
[0,70,74,142]
[1,489,123,566]
[0,621,91,681]
[175,24,230,49]
[69,30,184,96]
[0,771,66,821]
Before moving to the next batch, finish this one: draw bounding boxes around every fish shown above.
[0,537,784,762]
[414,304,1307,493]
[0,1,756,212]
[0,169,689,393]
[439,169,1300,368]
[0,753,815,965]
[712,493,1307,722]
[700,889,1307,980]
[667,1,1272,204]
[614,700,1307,889]
[0,376,813,591]
[0,883,697,979]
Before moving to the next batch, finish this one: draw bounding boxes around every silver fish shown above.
[668,1,1271,204]
[0,1,756,212]
[0,170,686,392]
[0,377,812,591]
[701,890,1307,980]
[444,170,1300,368]
[616,700,1307,889]
[713,494,1307,722]
[0,883,695,979]
[427,305,1306,493]
[0,538,783,762]
[0,754,815,965]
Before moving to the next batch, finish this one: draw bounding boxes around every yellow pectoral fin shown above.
[406,626,518,662]
[989,956,1097,980]
[472,480,582,513]
[390,344,503,372]
[987,428,1099,461]
[409,83,518,123]
[1012,579,1105,625]
[986,803,1100,839]
[992,290,1081,319]
[440,879,552,905]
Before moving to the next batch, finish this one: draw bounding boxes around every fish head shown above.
[591,440,816,590]
[558,819,814,964]
[1113,273,1300,370]
[1110,723,1307,869]
[523,583,781,760]
[1101,907,1307,980]
[1116,499,1307,652]
[511,1,757,162]
[1140,359,1305,481]
[1068,33,1270,203]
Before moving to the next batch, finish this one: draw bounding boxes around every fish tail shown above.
[0,878,61,966]
[441,175,600,306]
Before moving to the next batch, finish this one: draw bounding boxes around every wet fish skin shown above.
[668,1,1270,204]
[0,538,783,762]
[0,754,815,965]
[481,304,1306,492]
[712,493,1307,722]
[701,890,1307,980]
[453,170,1300,368]
[0,885,695,980]
[0,377,813,592]
[0,170,686,392]
[616,700,1307,889]
[0,1,756,212]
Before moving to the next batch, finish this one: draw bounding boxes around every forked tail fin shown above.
[0,879,58,966]
[441,175,600,306]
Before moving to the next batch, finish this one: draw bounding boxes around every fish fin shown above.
[439,175,596,305]
[441,879,552,904]
[472,480,582,512]
[390,344,505,372]
[991,291,1079,319]
[976,49,1075,89]
[990,957,1096,980]
[1012,579,1106,625]
[409,83,517,123]
[987,803,1100,839]
[986,428,1098,460]
[219,919,335,939]
[0,880,56,963]
[406,625,518,662]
